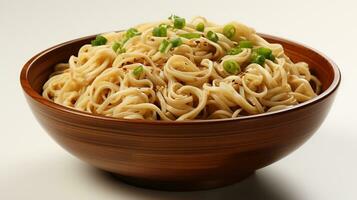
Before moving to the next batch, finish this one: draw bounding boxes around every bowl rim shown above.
[20,33,341,124]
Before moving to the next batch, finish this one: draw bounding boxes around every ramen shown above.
[42,16,321,120]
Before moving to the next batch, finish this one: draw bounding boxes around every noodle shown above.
[42,16,321,121]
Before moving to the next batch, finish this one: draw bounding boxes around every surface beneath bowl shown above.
[112,171,255,191]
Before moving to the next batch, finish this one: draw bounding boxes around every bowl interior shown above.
[24,33,337,110]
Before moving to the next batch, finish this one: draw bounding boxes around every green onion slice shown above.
[256,47,272,58]
[91,35,107,46]
[152,24,168,37]
[179,33,201,39]
[170,37,182,47]
[159,39,172,53]
[133,65,144,76]
[251,52,266,65]
[173,17,186,29]
[126,28,141,39]
[239,40,253,48]
[196,23,205,32]
[223,24,236,39]
[227,47,243,55]
[207,31,218,42]
[223,60,240,74]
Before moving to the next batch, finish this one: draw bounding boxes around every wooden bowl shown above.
[20,33,341,191]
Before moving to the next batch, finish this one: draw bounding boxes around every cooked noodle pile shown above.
[43,16,321,120]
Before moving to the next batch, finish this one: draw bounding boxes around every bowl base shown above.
[112,171,255,191]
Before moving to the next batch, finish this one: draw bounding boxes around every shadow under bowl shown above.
[20,33,341,191]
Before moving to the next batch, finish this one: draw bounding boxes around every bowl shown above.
[20,33,341,191]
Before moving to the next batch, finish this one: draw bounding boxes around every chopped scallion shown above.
[173,17,186,29]
[91,35,107,46]
[170,37,182,47]
[256,47,272,58]
[207,31,218,42]
[126,28,141,39]
[159,39,172,53]
[223,24,236,39]
[179,33,201,39]
[251,52,266,65]
[152,24,168,37]
[196,23,205,32]
[112,42,121,52]
[239,40,253,48]
[133,65,144,76]
[223,60,240,74]
[227,47,243,55]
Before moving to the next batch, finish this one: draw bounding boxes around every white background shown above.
[1,0,356,199]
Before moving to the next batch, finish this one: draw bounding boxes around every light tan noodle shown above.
[43,16,321,121]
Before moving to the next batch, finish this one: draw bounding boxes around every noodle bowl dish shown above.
[20,16,340,190]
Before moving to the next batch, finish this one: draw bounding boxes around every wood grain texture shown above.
[20,33,341,191]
